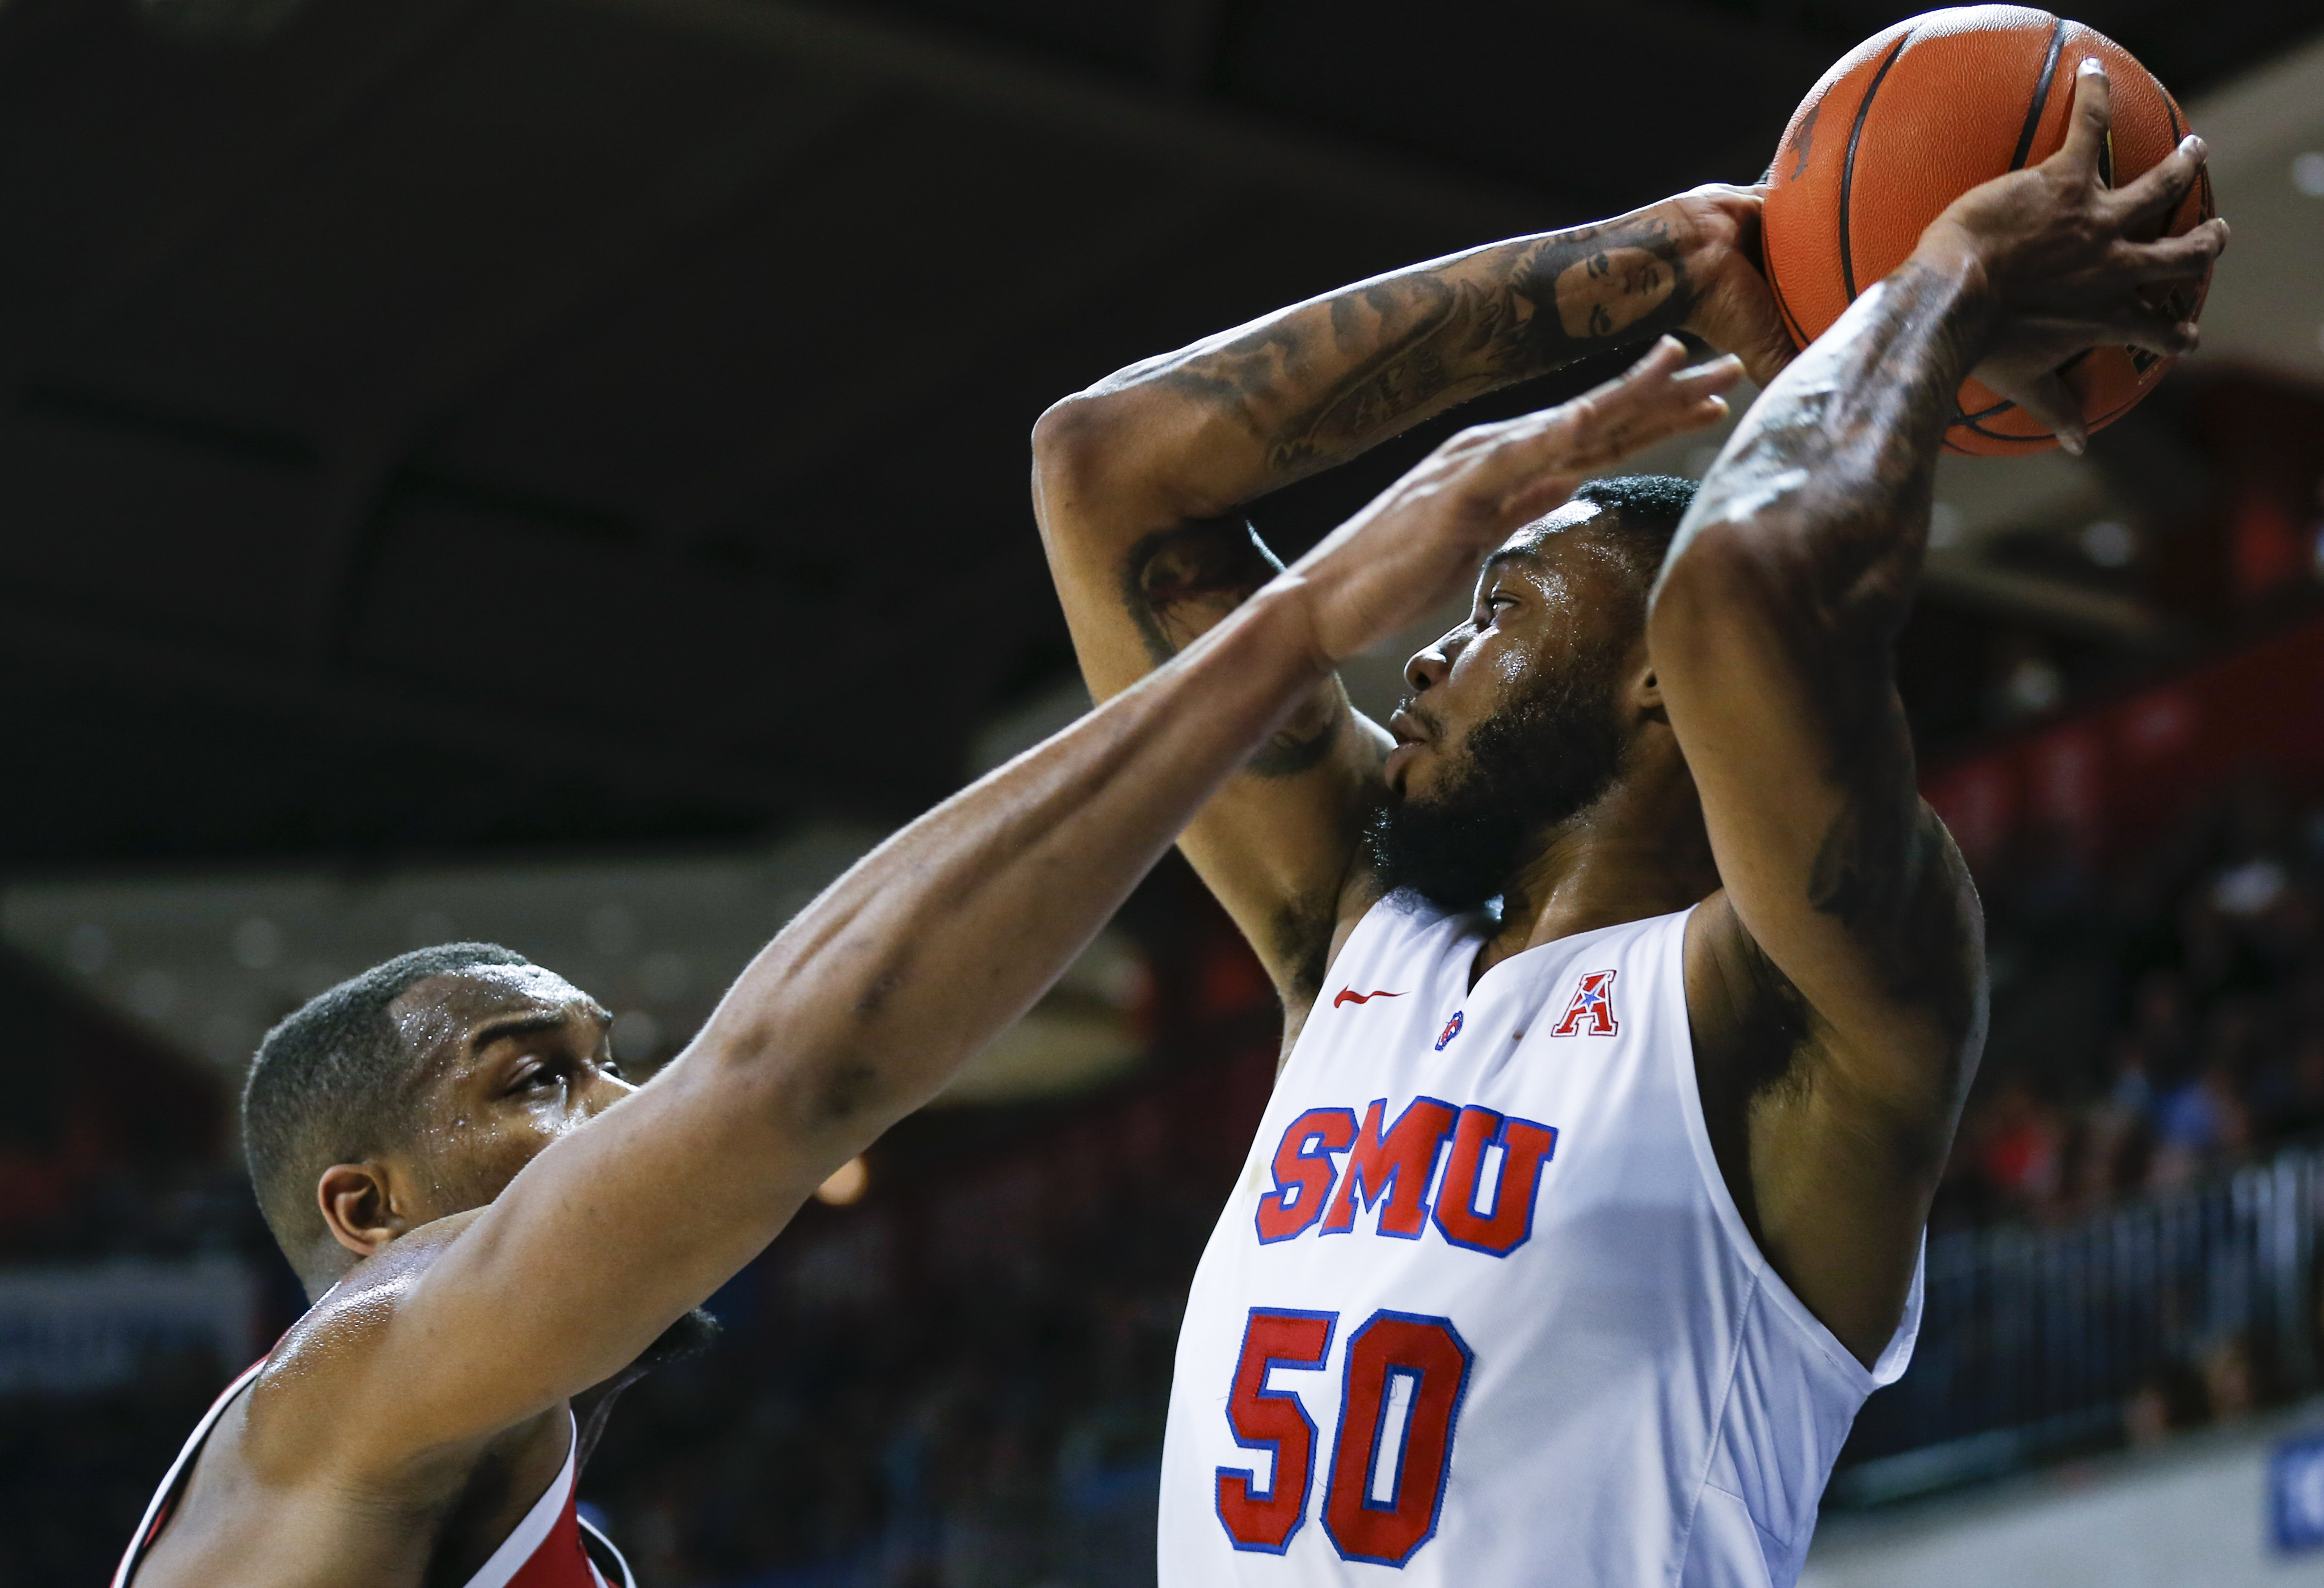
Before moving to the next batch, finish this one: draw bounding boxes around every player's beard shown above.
[576,1305,724,1469]
[1362,650,1626,915]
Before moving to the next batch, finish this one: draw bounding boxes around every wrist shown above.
[1900,224,2003,358]
[1650,195,1723,292]
[1217,573,1340,686]
[1906,221,1999,319]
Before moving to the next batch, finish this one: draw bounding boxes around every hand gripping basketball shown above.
[1761,7,2220,455]
[1915,58,2228,450]
[1286,338,1742,666]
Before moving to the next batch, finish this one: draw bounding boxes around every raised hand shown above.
[1287,336,1741,665]
[1669,183,1799,389]
[1912,57,2228,450]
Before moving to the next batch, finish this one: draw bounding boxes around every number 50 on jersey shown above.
[1216,1307,1473,1566]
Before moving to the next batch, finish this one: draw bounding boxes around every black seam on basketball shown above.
[1766,263,1811,352]
[1839,31,1914,300]
[1959,410,2044,442]
[2010,17,2067,171]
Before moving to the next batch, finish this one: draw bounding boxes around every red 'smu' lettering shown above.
[1432,1106,1559,1256]
[1256,1107,1358,1244]
[1321,1097,1458,1239]
[1332,988,1407,1009]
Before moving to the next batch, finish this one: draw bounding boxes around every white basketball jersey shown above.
[1158,898,1921,1587]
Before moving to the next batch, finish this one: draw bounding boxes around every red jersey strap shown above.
[112,1364,631,1588]
[471,1413,629,1588]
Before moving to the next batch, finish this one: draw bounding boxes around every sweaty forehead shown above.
[389,964,603,1067]
[1491,499,1621,576]
[1506,497,1605,553]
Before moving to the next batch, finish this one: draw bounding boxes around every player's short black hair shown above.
[1569,474,1698,588]
[241,942,532,1266]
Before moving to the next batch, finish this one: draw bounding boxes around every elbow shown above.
[1651,513,1765,626]
[697,1014,896,1153]
[1030,389,1132,498]
[1648,511,1821,671]
[1031,385,1227,528]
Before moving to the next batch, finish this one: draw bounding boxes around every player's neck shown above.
[1473,766,1717,984]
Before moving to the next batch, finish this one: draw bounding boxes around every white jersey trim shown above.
[1666,907,1923,1393]
[462,1412,583,1588]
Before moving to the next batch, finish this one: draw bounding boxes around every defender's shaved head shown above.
[241,942,533,1267]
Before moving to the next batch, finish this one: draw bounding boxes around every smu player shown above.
[111,332,1741,1585]
[1032,64,2222,1585]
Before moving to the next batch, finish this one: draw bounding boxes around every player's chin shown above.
[1383,740,1426,794]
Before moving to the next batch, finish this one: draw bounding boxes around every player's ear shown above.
[317,1162,409,1258]
[1631,658,1670,723]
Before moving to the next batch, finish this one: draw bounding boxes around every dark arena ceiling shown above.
[5,0,2318,868]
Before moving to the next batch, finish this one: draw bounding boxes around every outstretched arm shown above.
[297,347,1740,1474]
[1652,61,2225,1363]
[1033,187,1785,1005]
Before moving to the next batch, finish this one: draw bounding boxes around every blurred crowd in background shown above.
[1947,778,2324,1231]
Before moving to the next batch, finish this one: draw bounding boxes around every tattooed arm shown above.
[1651,63,2225,1364]
[1032,187,1783,1012]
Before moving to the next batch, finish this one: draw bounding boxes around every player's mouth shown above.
[1383,706,1436,790]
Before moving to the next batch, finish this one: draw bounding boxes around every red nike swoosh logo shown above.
[1333,988,1408,1009]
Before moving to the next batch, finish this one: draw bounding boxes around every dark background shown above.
[5,0,2318,871]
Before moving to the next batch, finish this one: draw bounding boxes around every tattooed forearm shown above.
[1670,256,1996,1036]
[1682,258,1990,607]
[1146,213,1696,483]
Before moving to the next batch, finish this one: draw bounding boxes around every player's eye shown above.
[510,1062,564,1096]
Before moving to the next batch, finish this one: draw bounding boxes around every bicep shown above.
[1653,536,1981,1093]
[1037,496,1387,1004]
[1177,694,1391,1006]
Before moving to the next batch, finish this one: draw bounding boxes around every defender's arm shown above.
[1033,188,1784,1005]
[1650,64,2223,1363]
[285,350,1739,1476]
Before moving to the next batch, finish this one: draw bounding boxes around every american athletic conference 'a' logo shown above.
[1550,969,1619,1037]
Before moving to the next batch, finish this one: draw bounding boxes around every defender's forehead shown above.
[391,964,604,1068]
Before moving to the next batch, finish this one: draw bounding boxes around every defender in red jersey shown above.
[113,332,1741,1586]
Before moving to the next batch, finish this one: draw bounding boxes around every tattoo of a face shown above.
[1156,216,1696,479]
[1122,516,1345,780]
[1121,517,1283,667]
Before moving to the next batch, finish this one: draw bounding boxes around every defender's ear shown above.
[317,1163,409,1259]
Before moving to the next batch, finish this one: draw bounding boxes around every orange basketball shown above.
[1761,6,2214,456]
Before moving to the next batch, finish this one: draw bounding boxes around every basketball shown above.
[1762,6,2215,455]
